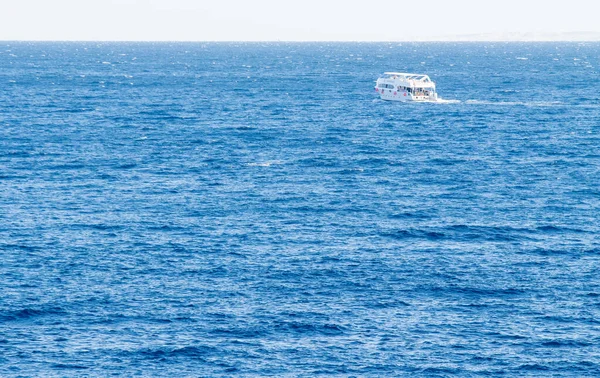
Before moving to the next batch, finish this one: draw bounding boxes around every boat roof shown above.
[383,72,431,80]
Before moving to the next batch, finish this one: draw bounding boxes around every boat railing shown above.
[381,77,434,87]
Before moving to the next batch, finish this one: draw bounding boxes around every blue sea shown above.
[1,42,600,377]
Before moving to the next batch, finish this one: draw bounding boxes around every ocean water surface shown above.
[1,42,600,376]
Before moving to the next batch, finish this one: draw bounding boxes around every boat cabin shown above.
[375,72,438,102]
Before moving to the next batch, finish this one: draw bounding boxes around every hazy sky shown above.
[1,0,599,41]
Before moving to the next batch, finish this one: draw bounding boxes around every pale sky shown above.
[1,0,599,41]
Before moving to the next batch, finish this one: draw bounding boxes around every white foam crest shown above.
[247,160,283,167]
[465,100,563,107]
[434,98,461,104]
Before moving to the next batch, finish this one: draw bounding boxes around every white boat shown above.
[375,72,438,102]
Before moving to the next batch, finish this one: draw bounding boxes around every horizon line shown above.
[3,31,600,43]
[2,39,600,43]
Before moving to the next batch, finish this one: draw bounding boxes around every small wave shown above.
[536,225,588,234]
[420,367,462,374]
[210,327,267,338]
[133,345,218,360]
[1,306,67,322]
[71,224,125,231]
[542,339,592,348]
[384,229,446,241]
[51,363,89,370]
[0,244,40,252]
[370,299,411,308]
[0,151,32,158]
[274,321,348,336]
[517,364,551,371]
[388,211,431,220]
[115,162,137,169]
[382,225,534,242]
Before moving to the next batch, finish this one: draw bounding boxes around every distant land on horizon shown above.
[411,31,600,42]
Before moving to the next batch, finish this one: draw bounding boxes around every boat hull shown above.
[376,88,437,102]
